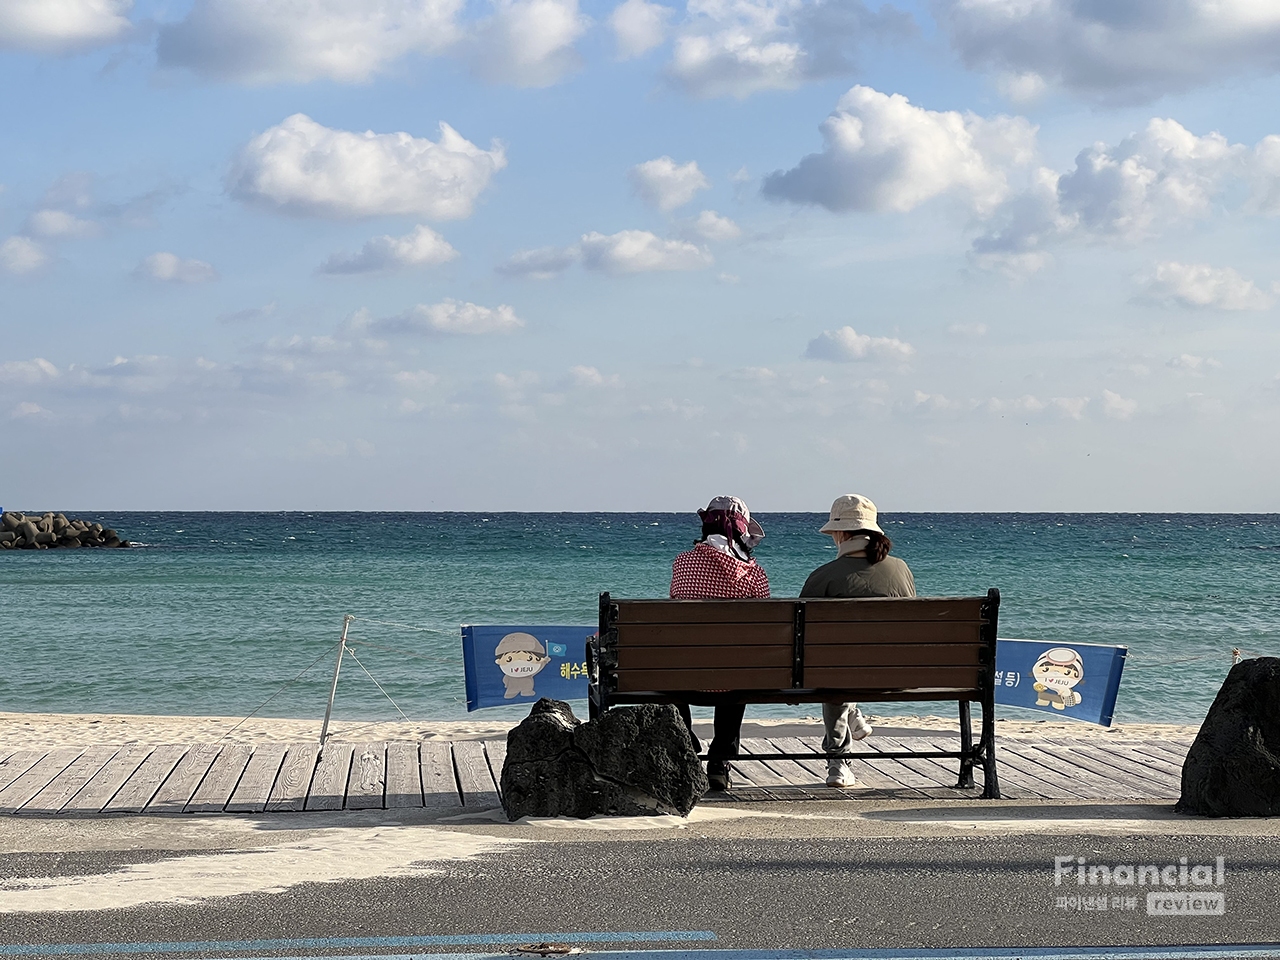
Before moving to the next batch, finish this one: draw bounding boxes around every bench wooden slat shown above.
[805,622,983,644]
[805,643,983,667]
[617,667,794,692]
[805,598,988,622]
[618,645,793,669]
[803,665,982,690]
[617,600,794,624]
[615,623,793,646]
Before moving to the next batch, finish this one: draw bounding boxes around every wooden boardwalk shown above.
[0,735,1191,817]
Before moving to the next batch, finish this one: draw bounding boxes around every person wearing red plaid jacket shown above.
[670,495,770,791]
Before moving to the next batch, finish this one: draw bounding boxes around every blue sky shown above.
[3,0,1280,511]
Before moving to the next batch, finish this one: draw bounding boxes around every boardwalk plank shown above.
[972,739,1106,800]
[420,742,460,811]
[0,748,84,814]
[862,736,991,799]
[777,736,928,798]
[1032,741,1173,798]
[484,740,507,799]
[1124,739,1191,767]
[0,750,45,795]
[105,745,190,814]
[147,744,222,814]
[21,747,120,815]
[185,744,254,813]
[265,744,321,813]
[1096,740,1184,777]
[60,744,154,814]
[226,744,289,813]
[739,739,825,800]
[346,743,387,811]
[306,743,354,811]
[1059,740,1182,793]
[385,742,422,809]
[454,740,499,809]
[999,741,1141,801]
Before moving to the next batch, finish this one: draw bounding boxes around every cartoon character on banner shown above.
[1032,647,1084,710]
[494,632,552,699]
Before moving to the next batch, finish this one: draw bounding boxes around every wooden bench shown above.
[588,589,1002,798]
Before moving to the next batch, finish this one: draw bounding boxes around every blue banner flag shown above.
[995,638,1128,726]
[461,624,594,711]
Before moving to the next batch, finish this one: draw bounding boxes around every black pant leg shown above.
[707,702,746,763]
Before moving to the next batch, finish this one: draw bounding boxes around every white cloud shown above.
[804,326,914,362]
[973,120,1244,271]
[569,365,620,387]
[0,236,50,275]
[679,209,741,242]
[1138,261,1272,311]
[25,209,99,239]
[938,0,1280,104]
[320,225,458,274]
[948,322,987,337]
[629,156,710,211]
[156,0,462,84]
[468,0,589,87]
[1102,389,1137,420]
[0,0,132,53]
[1051,396,1089,420]
[9,401,50,419]
[1168,354,1222,375]
[994,70,1046,104]
[0,358,59,385]
[228,114,506,220]
[762,85,1036,215]
[496,245,580,279]
[135,252,219,283]
[579,230,712,274]
[610,0,670,58]
[665,0,913,99]
[378,299,524,335]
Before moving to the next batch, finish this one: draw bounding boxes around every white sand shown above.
[0,710,1198,749]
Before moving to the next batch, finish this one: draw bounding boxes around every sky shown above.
[2,0,1280,512]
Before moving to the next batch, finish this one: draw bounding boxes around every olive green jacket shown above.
[799,554,916,599]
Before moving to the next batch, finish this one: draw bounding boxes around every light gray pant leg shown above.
[822,702,854,756]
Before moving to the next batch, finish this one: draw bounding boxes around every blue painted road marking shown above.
[195,950,1280,960]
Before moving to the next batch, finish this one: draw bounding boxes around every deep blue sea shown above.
[3,512,1278,726]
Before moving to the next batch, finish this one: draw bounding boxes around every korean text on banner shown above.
[461,624,595,711]
[995,638,1128,726]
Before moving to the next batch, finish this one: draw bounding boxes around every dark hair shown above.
[866,532,892,564]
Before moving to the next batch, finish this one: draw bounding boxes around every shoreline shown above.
[0,710,1200,749]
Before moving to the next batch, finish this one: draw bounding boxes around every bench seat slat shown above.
[804,664,982,689]
[805,622,982,644]
[616,667,793,692]
[613,623,793,646]
[804,598,987,622]
[805,643,983,667]
[616,600,794,624]
[618,645,793,669]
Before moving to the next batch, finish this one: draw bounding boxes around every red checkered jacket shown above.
[669,541,771,599]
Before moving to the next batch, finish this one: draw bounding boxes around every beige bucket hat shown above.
[819,494,884,535]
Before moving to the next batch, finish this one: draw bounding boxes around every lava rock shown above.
[500,698,706,821]
[1176,657,1280,817]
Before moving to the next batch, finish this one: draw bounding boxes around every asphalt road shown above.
[3,820,1280,959]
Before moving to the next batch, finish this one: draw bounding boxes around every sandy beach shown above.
[0,710,1199,749]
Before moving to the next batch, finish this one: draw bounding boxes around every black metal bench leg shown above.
[955,700,975,789]
[979,692,1001,799]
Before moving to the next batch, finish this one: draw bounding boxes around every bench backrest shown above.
[597,591,999,697]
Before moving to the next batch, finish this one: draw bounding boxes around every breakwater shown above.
[0,511,130,549]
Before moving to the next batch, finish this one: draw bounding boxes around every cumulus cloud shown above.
[468,0,589,87]
[377,299,524,335]
[0,0,132,53]
[320,225,458,274]
[569,365,620,387]
[9,401,50,419]
[156,0,462,84]
[762,86,1036,215]
[937,0,1280,104]
[610,0,670,58]
[1138,261,1272,311]
[973,120,1245,273]
[1051,396,1089,420]
[1102,389,1137,420]
[679,209,741,242]
[804,326,914,362]
[666,0,912,99]
[629,156,710,211]
[579,229,712,274]
[1168,354,1222,375]
[496,245,580,279]
[0,358,59,385]
[25,209,99,239]
[228,114,506,220]
[134,252,218,283]
[0,236,50,275]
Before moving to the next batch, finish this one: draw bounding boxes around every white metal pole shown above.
[320,615,353,747]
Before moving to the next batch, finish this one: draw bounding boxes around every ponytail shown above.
[866,532,892,564]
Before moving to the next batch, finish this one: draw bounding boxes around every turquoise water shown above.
[3,512,1278,725]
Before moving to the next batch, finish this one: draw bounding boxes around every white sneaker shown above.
[849,709,873,741]
[826,763,856,788]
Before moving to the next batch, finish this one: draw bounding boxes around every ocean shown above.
[3,512,1278,727]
